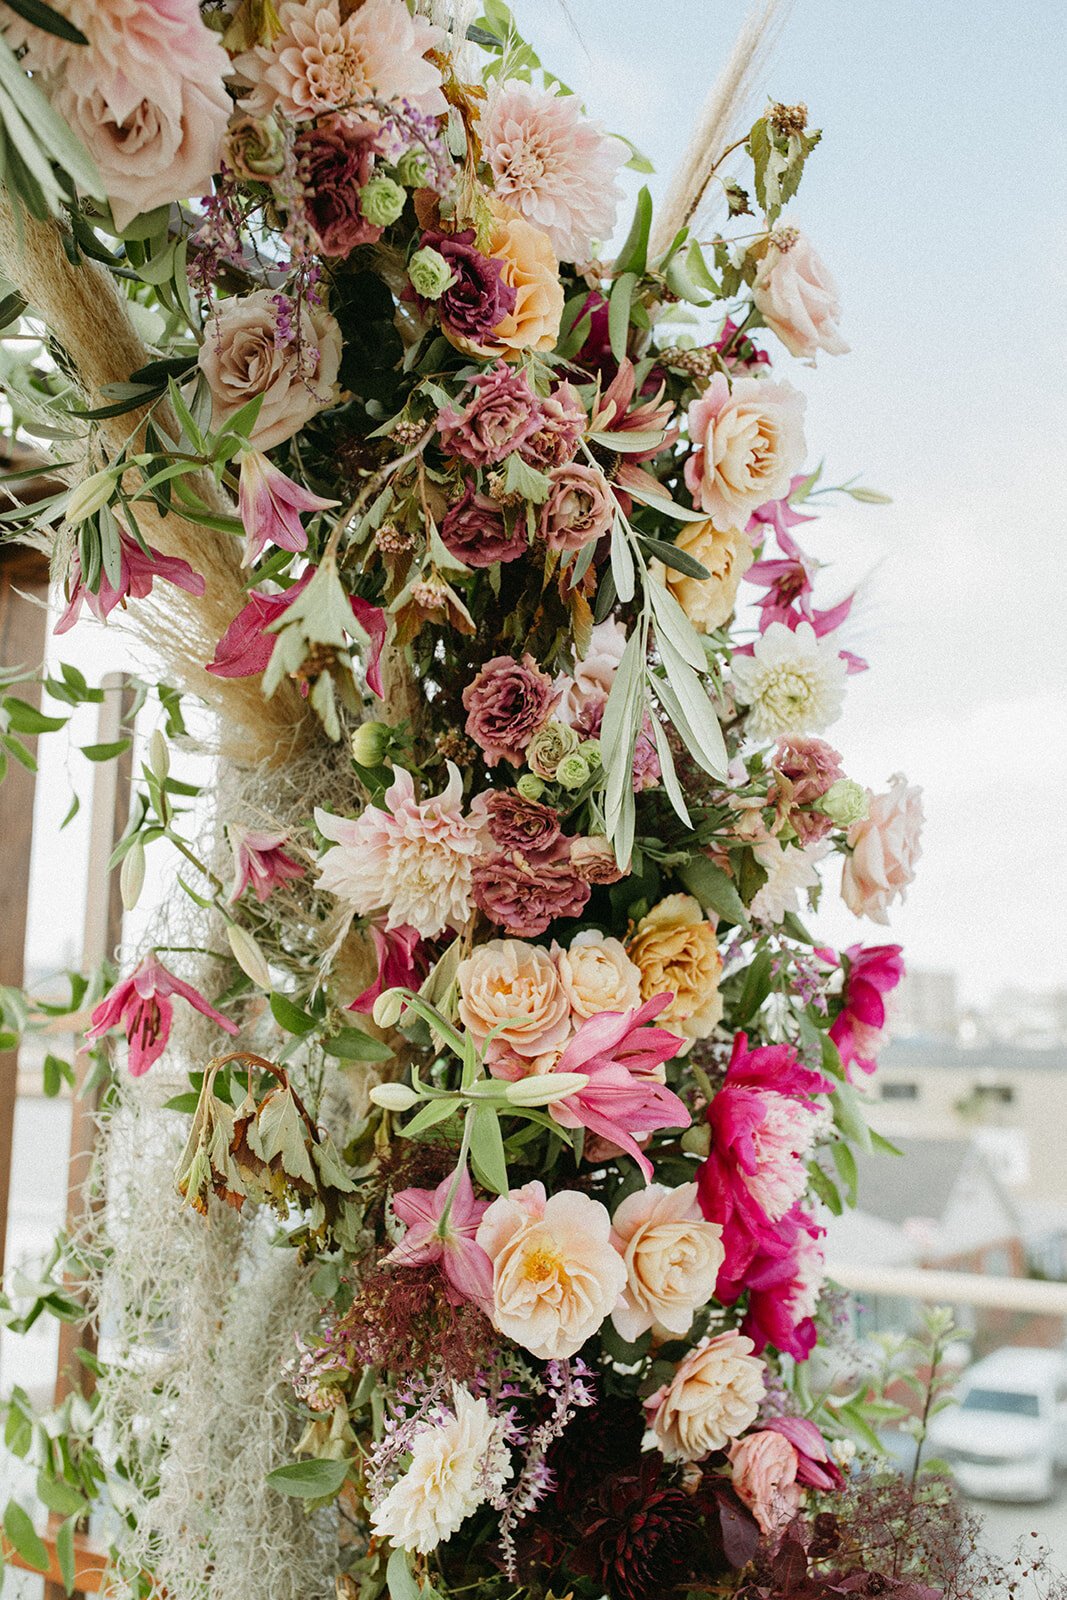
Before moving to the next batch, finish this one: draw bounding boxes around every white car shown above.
[928,1346,1067,1503]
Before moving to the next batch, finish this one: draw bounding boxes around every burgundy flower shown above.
[440,482,526,567]
[419,227,516,345]
[437,362,542,467]
[773,736,844,844]
[462,652,559,767]
[206,573,387,698]
[484,789,562,855]
[570,1453,704,1600]
[296,118,381,257]
[472,848,590,937]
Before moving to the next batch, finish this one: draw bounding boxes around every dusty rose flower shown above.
[481,80,625,262]
[472,849,590,938]
[484,790,561,855]
[753,226,849,362]
[610,1182,724,1343]
[772,736,844,844]
[198,289,342,452]
[296,119,381,256]
[520,382,586,469]
[233,0,446,123]
[841,774,924,925]
[484,209,565,355]
[555,618,627,724]
[419,229,517,349]
[45,0,230,231]
[476,1181,627,1360]
[728,1430,804,1534]
[628,895,723,1045]
[570,835,625,885]
[685,375,806,528]
[462,653,559,767]
[555,931,642,1020]
[645,1330,765,1462]
[649,520,753,633]
[457,938,570,1059]
[573,696,661,794]
[440,483,526,568]
[539,463,614,553]
[437,363,541,466]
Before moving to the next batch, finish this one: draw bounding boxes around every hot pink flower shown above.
[206,573,387,698]
[549,995,688,1179]
[829,943,904,1078]
[722,1207,825,1361]
[227,824,305,904]
[349,923,428,1014]
[237,451,338,567]
[54,530,204,634]
[85,952,238,1076]
[385,1165,494,1314]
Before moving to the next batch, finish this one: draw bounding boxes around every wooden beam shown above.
[3,1528,108,1593]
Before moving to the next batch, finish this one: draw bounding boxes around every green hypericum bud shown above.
[516,772,545,802]
[407,244,454,301]
[396,147,432,188]
[66,467,118,524]
[818,777,869,827]
[360,175,406,228]
[555,753,591,791]
[351,721,391,767]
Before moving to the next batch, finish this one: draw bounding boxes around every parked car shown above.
[928,1346,1067,1502]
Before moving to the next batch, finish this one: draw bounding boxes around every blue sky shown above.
[516,0,1067,1002]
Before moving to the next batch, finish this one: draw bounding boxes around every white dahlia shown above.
[731,621,847,742]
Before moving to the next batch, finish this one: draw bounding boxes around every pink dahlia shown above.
[481,81,625,262]
[86,952,238,1077]
[829,942,904,1078]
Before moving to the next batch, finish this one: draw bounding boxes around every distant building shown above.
[889,969,959,1042]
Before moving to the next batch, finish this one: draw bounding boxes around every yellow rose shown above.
[627,893,723,1043]
[649,521,753,632]
[486,210,564,355]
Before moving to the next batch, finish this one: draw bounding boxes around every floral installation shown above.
[0,2,945,1597]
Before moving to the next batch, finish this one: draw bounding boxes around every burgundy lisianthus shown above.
[437,362,542,467]
[539,462,614,553]
[462,652,559,767]
[773,735,843,844]
[472,848,590,937]
[419,227,516,345]
[296,119,381,257]
[520,380,586,468]
[484,789,562,855]
[440,482,526,567]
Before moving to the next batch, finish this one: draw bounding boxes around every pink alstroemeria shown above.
[549,995,689,1180]
[829,942,905,1079]
[349,923,428,1014]
[227,823,305,904]
[763,1415,845,1491]
[206,572,387,697]
[85,952,238,1077]
[385,1165,494,1313]
[54,531,204,635]
[237,450,338,567]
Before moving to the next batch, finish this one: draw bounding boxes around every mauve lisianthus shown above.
[520,381,586,469]
[841,775,924,925]
[440,484,526,567]
[627,894,724,1045]
[436,362,541,466]
[731,620,848,742]
[477,1181,626,1360]
[753,225,850,362]
[483,789,562,855]
[295,118,381,256]
[198,289,342,452]
[457,938,571,1060]
[418,229,517,349]
[472,848,590,938]
[481,80,625,262]
[829,942,905,1077]
[649,520,753,634]
[610,1182,724,1344]
[539,462,614,553]
[314,763,479,939]
[685,374,806,528]
[645,1331,765,1463]
[772,735,843,844]
[575,696,661,793]
[462,653,559,767]
[233,0,445,123]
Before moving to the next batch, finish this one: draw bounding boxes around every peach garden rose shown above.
[555,931,643,1020]
[684,373,806,529]
[645,1330,766,1462]
[610,1181,724,1343]
[485,210,566,355]
[457,939,571,1058]
[649,520,754,633]
[627,894,724,1044]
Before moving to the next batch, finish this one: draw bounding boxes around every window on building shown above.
[881,1081,919,1101]
[973,1083,1015,1106]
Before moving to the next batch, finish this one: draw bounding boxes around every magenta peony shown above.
[829,943,905,1077]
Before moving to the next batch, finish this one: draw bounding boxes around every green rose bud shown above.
[527,720,580,781]
[225,113,286,179]
[578,739,602,770]
[396,147,432,189]
[555,753,591,791]
[408,244,454,302]
[360,175,406,228]
[351,720,391,767]
[818,777,869,827]
[516,772,546,802]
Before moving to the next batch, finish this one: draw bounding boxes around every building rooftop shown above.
[881,1039,1067,1072]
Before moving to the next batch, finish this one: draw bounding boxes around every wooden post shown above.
[0,545,50,1280]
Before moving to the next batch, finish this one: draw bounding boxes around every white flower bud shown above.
[368,1082,419,1112]
[147,728,170,782]
[119,837,145,911]
[227,923,271,989]
[372,988,405,1029]
[505,1072,589,1107]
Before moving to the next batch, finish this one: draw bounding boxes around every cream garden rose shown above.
[457,939,571,1058]
[645,1330,766,1462]
[198,289,342,451]
[753,225,849,362]
[841,774,924,924]
[610,1182,724,1343]
[485,210,565,355]
[627,894,724,1043]
[555,931,643,1020]
[476,1181,626,1359]
[684,374,806,528]
[649,521,753,632]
